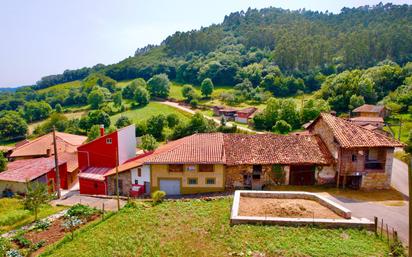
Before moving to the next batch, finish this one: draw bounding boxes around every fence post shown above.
[102,203,105,221]
[374,217,378,236]
[386,224,389,244]
[380,219,384,238]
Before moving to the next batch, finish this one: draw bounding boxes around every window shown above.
[206,178,215,185]
[169,164,183,172]
[137,168,141,177]
[134,179,139,185]
[352,154,357,162]
[199,164,214,172]
[106,138,112,144]
[188,178,198,185]
[185,165,196,172]
[368,149,379,160]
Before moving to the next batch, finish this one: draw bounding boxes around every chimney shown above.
[99,124,105,137]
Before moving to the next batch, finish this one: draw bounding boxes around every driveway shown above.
[159,101,261,134]
[52,193,127,212]
[392,158,409,198]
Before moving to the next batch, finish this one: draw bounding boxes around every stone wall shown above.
[316,165,336,184]
[361,172,390,189]
[225,164,281,189]
[309,118,339,160]
[107,171,132,196]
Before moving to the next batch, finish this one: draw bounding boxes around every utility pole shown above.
[52,126,61,199]
[115,147,120,211]
[409,157,411,257]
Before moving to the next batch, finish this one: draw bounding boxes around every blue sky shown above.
[0,0,410,87]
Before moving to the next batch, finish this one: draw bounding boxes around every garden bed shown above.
[239,197,342,219]
[231,190,375,230]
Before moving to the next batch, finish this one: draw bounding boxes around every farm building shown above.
[77,125,137,195]
[212,106,257,123]
[8,131,86,188]
[308,113,403,189]
[234,107,257,123]
[0,157,68,195]
[352,104,389,118]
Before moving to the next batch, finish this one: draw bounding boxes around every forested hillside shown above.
[0,3,411,147]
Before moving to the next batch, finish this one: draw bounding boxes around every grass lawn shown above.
[384,113,412,143]
[0,198,66,234]
[41,198,389,257]
[110,102,192,124]
[37,81,82,93]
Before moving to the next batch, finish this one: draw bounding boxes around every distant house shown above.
[235,107,257,124]
[308,113,403,189]
[77,125,136,195]
[0,157,68,194]
[7,132,86,188]
[212,106,257,123]
[352,104,389,118]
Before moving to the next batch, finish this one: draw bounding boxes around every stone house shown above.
[308,113,403,189]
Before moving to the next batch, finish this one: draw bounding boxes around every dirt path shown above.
[158,101,261,134]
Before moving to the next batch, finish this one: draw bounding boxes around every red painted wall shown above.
[77,131,118,170]
[79,178,106,195]
[47,163,68,190]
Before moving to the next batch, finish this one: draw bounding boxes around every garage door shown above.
[159,179,181,195]
[289,165,315,186]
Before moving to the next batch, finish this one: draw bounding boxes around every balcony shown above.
[364,160,385,172]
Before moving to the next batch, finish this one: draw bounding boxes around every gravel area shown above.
[239,196,343,219]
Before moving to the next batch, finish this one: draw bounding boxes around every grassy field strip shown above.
[27,111,87,134]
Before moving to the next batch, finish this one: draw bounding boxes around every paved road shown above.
[159,101,261,134]
[392,158,409,198]
[52,193,126,211]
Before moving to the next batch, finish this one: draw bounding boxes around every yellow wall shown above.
[150,164,225,194]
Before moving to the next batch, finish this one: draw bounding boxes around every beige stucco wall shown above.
[310,119,339,159]
[0,181,27,194]
[151,164,225,193]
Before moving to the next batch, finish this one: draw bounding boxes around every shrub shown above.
[0,237,12,257]
[5,249,23,257]
[66,204,97,219]
[140,134,158,151]
[32,219,51,231]
[151,191,166,205]
[190,99,198,108]
[272,120,292,134]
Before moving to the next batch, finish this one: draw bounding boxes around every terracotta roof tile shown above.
[223,134,333,165]
[144,133,226,164]
[312,113,403,148]
[352,104,384,113]
[0,157,66,182]
[10,132,87,158]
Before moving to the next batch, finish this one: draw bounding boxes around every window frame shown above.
[199,164,214,172]
[106,138,112,144]
[185,164,196,172]
[168,164,184,172]
[187,178,198,185]
[205,178,216,185]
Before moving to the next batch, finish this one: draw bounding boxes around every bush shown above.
[115,116,132,129]
[272,120,292,134]
[66,204,97,219]
[140,134,158,151]
[0,237,12,257]
[166,114,180,128]
[32,219,51,231]
[151,191,166,205]
[190,99,198,108]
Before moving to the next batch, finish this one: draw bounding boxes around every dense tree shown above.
[115,116,132,129]
[146,114,167,141]
[122,78,147,99]
[135,122,147,137]
[88,87,104,109]
[170,113,216,140]
[134,87,150,106]
[87,125,101,142]
[113,91,123,107]
[0,152,7,172]
[348,95,365,110]
[182,85,197,102]
[200,78,214,98]
[0,111,28,140]
[37,113,69,134]
[22,101,52,122]
[253,98,300,131]
[55,103,63,113]
[147,74,170,98]
[140,134,158,151]
[166,114,180,128]
[272,120,292,134]
[79,110,111,131]
[301,99,330,123]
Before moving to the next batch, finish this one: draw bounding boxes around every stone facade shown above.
[225,164,283,189]
[107,170,132,196]
[361,172,390,189]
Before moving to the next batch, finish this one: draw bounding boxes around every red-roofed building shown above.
[308,113,403,189]
[0,157,68,194]
[77,125,137,195]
